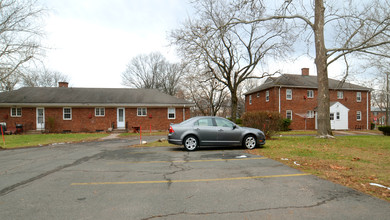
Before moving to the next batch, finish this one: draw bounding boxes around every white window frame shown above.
[137,107,147,116]
[95,107,105,117]
[249,95,252,105]
[286,110,292,120]
[356,92,362,102]
[336,112,340,120]
[307,90,314,98]
[286,89,292,100]
[256,92,260,98]
[337,91,344,99]
[266,90,269,102]
[63,107,72,120]
[306,110,315,118]
[168,108,176,119]
[11,107,22,117]
[357,111,362,121]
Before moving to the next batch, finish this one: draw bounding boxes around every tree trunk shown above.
[314,0,333,137]
[230,90,238,122]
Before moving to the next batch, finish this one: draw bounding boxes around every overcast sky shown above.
[40,0,192,88]
[39,0,347,88]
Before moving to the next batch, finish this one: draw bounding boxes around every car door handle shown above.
[218,129,224,132]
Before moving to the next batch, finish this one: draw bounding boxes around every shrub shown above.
[378,126,390,136]
[371,123,375,130]
[280,118,292,131]
[47,117,56,133]
[241,111,283,138]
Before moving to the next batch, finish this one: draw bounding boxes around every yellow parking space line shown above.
[106,157,268,165]
[71,173,310,186]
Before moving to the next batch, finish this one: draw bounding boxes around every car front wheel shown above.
[243,135,257,150]
[184,135,198,151]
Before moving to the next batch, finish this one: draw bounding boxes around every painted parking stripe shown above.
[71,173,310,186]
[106,157,268,165]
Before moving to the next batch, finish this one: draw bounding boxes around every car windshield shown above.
[178,117,198,125]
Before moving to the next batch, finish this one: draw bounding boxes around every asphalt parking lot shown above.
[0,137,389,220]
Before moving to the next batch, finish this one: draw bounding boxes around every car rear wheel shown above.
[184,135,198,151]
[243,135,257,150]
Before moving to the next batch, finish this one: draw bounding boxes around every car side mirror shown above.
[233,125,237,130]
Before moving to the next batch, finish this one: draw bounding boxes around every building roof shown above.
[0,87,194,107]
[245,74,371,95]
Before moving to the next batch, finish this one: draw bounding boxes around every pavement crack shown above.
[162,161,191,189]
[0,152,102,197]
[142,197,337,219]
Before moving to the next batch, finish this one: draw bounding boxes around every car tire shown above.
[183,135,198,151]
[243,135,257,150]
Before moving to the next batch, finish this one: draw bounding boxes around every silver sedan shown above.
[168,116,265,151]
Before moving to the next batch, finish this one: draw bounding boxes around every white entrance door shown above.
[117,108,125,129]
[330,112,335,129]
[36,108,45,130]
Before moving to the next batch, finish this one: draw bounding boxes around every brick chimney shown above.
[58,82,69,88]
[301,68,309,76]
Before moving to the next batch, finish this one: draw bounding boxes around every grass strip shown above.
[1,133,109,149]
[249,135,390,201]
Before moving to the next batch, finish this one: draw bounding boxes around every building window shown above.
[330,113,334,120]
[306,110,315,118]
[337,91,344,99]
[137,107,147,116]
[266,90,269,102]
[286,110,292,120]
[95,107,105,116]
[63,107,72,120]
[336,112,340,120]
[307,90,314,98]
[373,112,378,116]
[357,111,362,121]
[256,92,260,98]
[356,92,362,102]
[286,89,292,100]
[11,107,22,117]
[249,95,252,105]
[168,108,175,119]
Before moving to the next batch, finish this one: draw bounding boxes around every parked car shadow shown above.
[169,146,252,152]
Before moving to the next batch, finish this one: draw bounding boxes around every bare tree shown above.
[185,70,228,116]
[171,0,292,121]
[21,68,70,87]
[0,68,20,91]
[232,0,390,137]
[0,0,46,87]
[121,52,185,96]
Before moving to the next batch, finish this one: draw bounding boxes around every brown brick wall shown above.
[0,106,191,133]
[245,87,370,130]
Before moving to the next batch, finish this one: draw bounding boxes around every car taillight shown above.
[169,126,175,134]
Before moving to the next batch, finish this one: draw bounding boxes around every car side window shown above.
[194,118,214,127]
[215,118,234,128]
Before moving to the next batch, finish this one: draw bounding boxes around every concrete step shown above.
[111,129,128,134]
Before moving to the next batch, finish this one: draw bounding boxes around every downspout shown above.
[367,91,369,130]
[278,86,281,113]
[183,105,186,121]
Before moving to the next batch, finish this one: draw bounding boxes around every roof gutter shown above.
[0,103,196,108]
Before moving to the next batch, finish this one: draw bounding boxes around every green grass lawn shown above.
[1,133,109,149]
[249,135,390,201]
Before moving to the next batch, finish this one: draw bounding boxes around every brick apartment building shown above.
[245,68,371,130]
[0,82,193,133]
[371,106,388,127]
